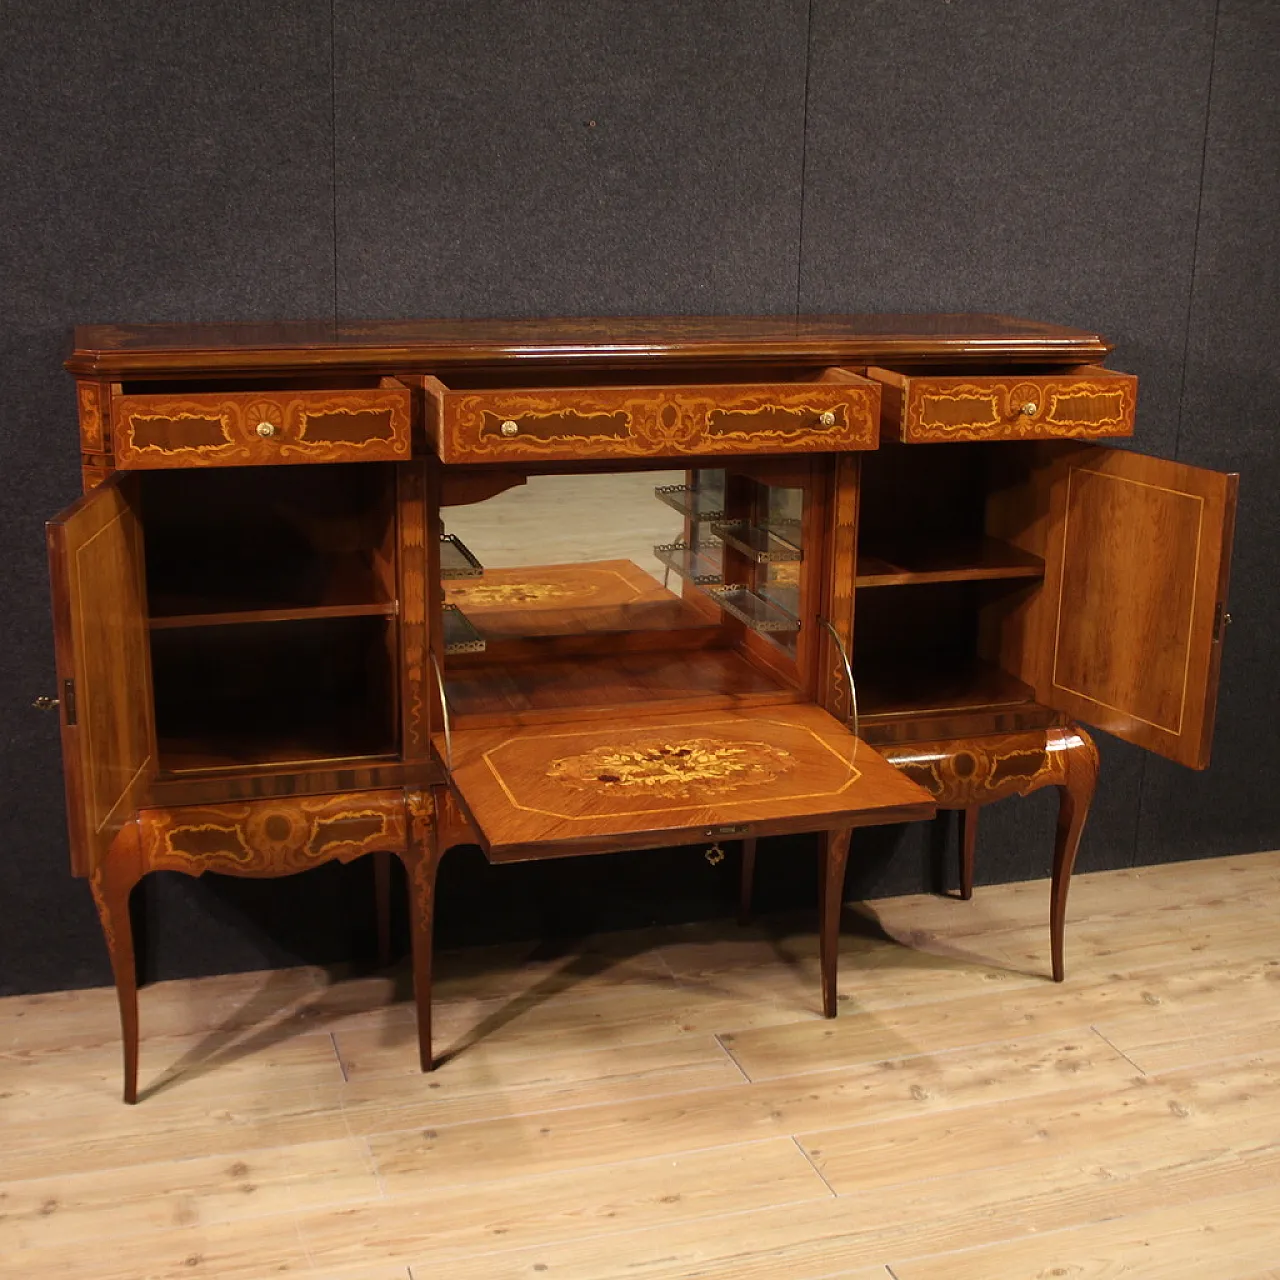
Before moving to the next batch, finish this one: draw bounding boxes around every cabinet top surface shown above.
[67,313,1111,374]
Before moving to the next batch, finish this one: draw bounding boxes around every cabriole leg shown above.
[90,823,146,1104]
[400,791,444,1071]
[959,805,979,900]
[817,828,853,1018]
[1050,727,1100,982]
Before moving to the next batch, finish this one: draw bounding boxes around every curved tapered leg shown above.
[373,850,393,967]
[1050,728,1099,983]
[400,791,444,1071]
[817,828,853,1018]
[959,806,978,900]
[738,837,757,926]
[89,823,147,1104]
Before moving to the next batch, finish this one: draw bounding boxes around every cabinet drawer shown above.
[865,365,1136,444]
[423,370,880,463]
[111,380,411,468]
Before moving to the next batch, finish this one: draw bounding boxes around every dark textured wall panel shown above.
[333,0,808,318]
[1135,0,1280,863]
[0,1,335,996]
[800,0,1216,458]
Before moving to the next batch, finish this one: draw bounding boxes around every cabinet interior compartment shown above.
[150,615,397,774]
[853,441,1060,742]
[856,442,1046,588]
[140,464,397,625]
[438,464,815,725]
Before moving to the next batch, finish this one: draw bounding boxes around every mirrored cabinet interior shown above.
[46,316,1236,1102]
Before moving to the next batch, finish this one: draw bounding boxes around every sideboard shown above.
[46,315,1236,1102]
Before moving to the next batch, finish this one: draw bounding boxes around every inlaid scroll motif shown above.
[548,737,796,802]
[139,793,407,878]
[89,863,115,953]
[77,383,106,452]
[113,389,411,466]
[881,727,1096,808]
[906,376,1135,442]
[446,386,877,459]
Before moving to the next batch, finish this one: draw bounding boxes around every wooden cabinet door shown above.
[1033,446,1237,768]
[47,475,155,875]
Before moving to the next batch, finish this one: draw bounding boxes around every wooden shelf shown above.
[150,601,395,630]
[856,657,1036,720]
[855,537,1044,588]
[445,646,791,726]
[149,551,395,629]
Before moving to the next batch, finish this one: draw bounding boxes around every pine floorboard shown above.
[1,851,1278,1278]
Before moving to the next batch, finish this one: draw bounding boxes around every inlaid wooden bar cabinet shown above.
[46,316,1236,1102]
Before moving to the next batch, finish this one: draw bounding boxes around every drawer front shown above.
[112,384,411,468]
[426,377,880,463]
[138,790,408,877]
[867,365,1136,444]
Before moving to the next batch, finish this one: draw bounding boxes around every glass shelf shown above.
[758,581,800,620]
[654,482,726,522]
[440,533,484,580]
[654,539,724,585]
[442,603,486,655]
[711,521,803,564]
[708,586,801,634]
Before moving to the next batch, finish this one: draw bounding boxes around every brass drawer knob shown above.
[500,419,520,437]
[819,410,836,427]
[1019,402,1039,417]
[256,420,277,438]
[32,695,59,711]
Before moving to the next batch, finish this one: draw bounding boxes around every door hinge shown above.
[1213,603,1232,643]
[63,678,77,725]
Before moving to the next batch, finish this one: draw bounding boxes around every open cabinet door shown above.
[1038,446,1237,769]
[47,474,155,875]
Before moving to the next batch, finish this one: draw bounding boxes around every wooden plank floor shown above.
[3,851,1279,1279]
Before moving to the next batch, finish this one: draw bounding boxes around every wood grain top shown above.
[436,702,935,860]
[67,314,1112,376]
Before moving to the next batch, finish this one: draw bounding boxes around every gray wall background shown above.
[1,0,1276,996]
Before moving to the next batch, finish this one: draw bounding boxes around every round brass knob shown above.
[1019,402,1039,417]
[819,410,836,427]
[256,421,277,438]
[500,419,520,437]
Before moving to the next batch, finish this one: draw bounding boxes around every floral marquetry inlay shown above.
[447,580,578,607]
[548,737,797,801]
